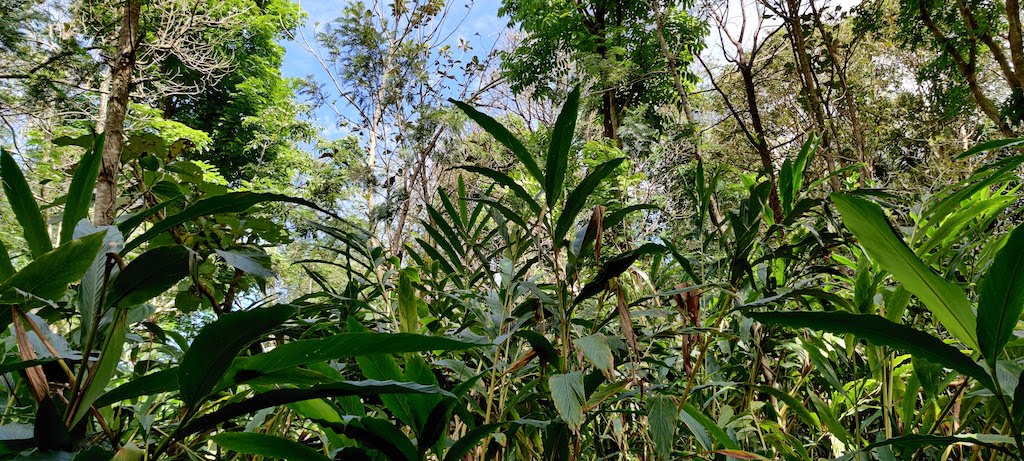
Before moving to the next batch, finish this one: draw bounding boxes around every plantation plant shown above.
[0,76,1022,461]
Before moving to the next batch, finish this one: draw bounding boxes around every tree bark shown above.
[652,2,727,233]
[94,0,140,226]
[739,63,783,221]
[782,0,841,191]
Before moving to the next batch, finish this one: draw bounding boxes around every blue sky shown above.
[279,0,507,139]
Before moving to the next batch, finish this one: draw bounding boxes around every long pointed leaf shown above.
[978,222,1024,363]
[60,135,104,245]
[832,193,978,349]
[544,86,580,207]
[747,311,994,391]
[69,309,127,425]
[554,158,624,247]
[459,166,541,214]
[178,304,297,407]
[123,192,333,253]
[450,99,543,184]
[1,149,52,258]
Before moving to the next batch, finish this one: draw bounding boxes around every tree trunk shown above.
[94,0,140,226]
[783,0,842,191]
[739,64,783,221]
[652,3,727,234]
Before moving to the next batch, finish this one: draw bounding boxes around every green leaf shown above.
[122,192,332,253]
[680,402,738,451]
[450,99,542,184]
[180,380,451,438]
[549,372,585,431]
[831,193,978,350]
[116,196,181,237]
[442,423,505,461]
[647,395,677,461]
[553,157,624,247]
[178,304,297,407]
[211,433,329,461]
[94,368,178,408]
[0,241,15,280]
[1,149,52,258]
[397,268,418,333]
[74,221,122,344]
[573,334,613,373]
[0,358,58,376]
[60,135,104,246]
[957,137,1024,158]
[106,245,191,308]
[834,434,1017,461]
[756,385,819,429]
[216,248,274,280]
[1,232,105,302]
[324,417,417,461]
[460,166,541,214]
[545,86,580,207]
[227,332,485,386]
[977,222,1024,364]
[575,243,665,303]
[747,311,994,391]
[69,309,127,425]
[603,204,659,229]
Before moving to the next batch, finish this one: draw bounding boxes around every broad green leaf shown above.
[913,357,944,399]
[460,166,540,214]
[756,385,819,429]
[227,332,486,385]
[123,192,331,253]
[832,193,978,349]
[544,86,580,207]
[747,311,994,391]
[74,221,122,344]
[680,402,738,451]
[553,157,625,248]
[0,241,14,280]
[647,395,677,461]
[70,309,127,425]
[322,417,416,461]
[549,372,585,431]
[116,196,181,237]
[807,392,852,445]
[450,99,542,183]
[397,268,418,333]
[603,204,659,229]
[442,423,505,461]
[106,245,190,308]
[1,232,105,302]
[216,248,274,280]
[178,304,297,407]
[573,334,613,373]
[180,380,451,438]
[60,135,104,245]
[957,137,1024,158]
[977,222,1024,364]
[94,368,178,408]
[1,149,52,258]
[211,433,329,461]
[0,358,58,376]
[575,243,665,303]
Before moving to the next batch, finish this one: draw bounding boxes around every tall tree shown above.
[500,0,705,142]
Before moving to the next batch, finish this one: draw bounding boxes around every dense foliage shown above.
[2,0,1024,460]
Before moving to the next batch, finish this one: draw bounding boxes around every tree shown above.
[500,0,705,142]
[893,0,1024,136]
[294,0,502,251]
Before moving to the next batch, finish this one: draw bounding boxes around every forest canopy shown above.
[1,0,1024,459]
